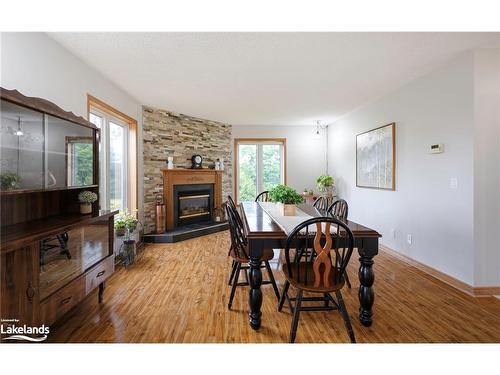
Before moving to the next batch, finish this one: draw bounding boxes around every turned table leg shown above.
[358,254,375,326]
[248,255,263,330]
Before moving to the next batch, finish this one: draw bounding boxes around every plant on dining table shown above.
[268,185,304,216]
[268,185,304,205]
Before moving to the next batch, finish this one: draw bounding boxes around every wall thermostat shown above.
[430,143,444,154]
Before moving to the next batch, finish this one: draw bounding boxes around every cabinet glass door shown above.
[46,115,94,189]
[39,218,110,300]
[0,100,44,191]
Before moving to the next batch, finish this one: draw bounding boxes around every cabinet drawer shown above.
[40,277,85,325]
[85,256,114,294]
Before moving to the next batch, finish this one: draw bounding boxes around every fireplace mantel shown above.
[162,168,223,231]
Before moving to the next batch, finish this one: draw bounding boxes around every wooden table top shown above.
[240,202,381,239]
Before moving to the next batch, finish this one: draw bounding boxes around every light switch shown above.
[450,177,458,189]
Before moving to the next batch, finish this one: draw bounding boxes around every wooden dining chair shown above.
[326,199,351,288]
[255,191,270,202]
[278,216,356,343]
[225,202,280,309]
[312,195,334,211]
[327,199,348,220]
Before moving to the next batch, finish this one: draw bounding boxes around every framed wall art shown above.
[356,122,395,190]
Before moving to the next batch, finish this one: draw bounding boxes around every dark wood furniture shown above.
[225,202,280,310]
[312,195,335,211]
[327,199,351,288]
[239,201,381,330]
[278,216,356,343]
[0,88,117,331]
[328,199,349,219]
[254,191,270,202]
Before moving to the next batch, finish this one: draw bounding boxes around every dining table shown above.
[239,201,382,330]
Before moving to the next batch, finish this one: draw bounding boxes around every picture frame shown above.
[356,122,395,190]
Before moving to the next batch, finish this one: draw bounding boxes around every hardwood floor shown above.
[47,231,500,343]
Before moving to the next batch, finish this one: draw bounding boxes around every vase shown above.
[167,156,174,170]
[80,202,92,214]
[281,203,296,216]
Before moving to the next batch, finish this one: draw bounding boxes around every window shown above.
[87,95,138,213]
[234,139,286,203]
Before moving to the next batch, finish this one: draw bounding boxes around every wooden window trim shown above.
[233,138,287,204]
[87,94,138,214]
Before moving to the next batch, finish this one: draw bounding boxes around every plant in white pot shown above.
[316,175,335,197]
[268,185,304,216]
[78,190,97,214]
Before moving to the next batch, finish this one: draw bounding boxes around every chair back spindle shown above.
[255,191,270,202]
[313,196,334,212]
[327,199,348,220]
[225,202,248,260]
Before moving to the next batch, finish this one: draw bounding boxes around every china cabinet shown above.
[0,88,117,328]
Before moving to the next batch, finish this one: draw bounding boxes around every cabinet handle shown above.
[60,296,72,305]
[26,283,36,302]
[96,270,106,277]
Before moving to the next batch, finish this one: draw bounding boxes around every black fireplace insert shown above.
[173,184,214,228]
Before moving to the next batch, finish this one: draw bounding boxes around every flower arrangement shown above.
[316,175,334,194]
[78,190,97,214]
[78,190,98,203]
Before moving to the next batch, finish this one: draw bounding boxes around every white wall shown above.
[328,52,476,285]
[232,125,327,196]
[0,32,144,215]
[473,49,500,287]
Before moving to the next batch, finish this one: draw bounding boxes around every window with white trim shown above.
[89,110,129,212]
[235,139,286,203]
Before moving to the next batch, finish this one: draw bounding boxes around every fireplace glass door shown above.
[178,193,211,224]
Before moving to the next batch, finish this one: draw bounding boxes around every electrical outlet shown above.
[407,234,412,245]
[391,229,396,239]
[450,177,458,189]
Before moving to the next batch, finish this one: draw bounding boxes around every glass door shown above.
[236,140,285,202]
[89,110,129,211]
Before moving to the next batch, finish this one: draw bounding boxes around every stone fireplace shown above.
[142,106,232,234]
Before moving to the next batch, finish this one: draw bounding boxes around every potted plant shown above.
[78,190,97,214]
[0,173,21,191]
[114,211,138,236]
[316,175,335,197]
[268,185,304,216]
[115,210,141,266]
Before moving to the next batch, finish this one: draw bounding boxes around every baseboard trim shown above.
[379,245,500,298]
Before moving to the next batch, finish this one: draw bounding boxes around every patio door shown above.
[235,139,286,203]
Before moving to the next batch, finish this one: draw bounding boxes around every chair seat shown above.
[230,247,275,263]
[282,262,345,293]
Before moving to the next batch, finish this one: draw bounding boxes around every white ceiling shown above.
[49,32,500,126]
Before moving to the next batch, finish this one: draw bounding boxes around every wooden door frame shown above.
[87,94,138,214]
[233,138,287,204]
